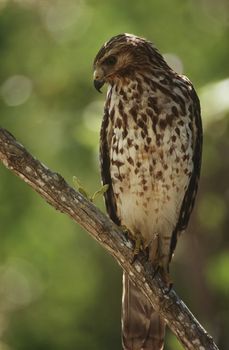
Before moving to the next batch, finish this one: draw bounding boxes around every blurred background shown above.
[0,0,228,349]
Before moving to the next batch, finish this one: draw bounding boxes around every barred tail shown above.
[122,272,165,350]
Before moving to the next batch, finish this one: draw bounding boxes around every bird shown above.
[93,33,202,350]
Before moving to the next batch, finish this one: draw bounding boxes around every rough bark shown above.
[0,127,219,350]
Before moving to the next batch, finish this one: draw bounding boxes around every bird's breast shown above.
[106,83,193,242]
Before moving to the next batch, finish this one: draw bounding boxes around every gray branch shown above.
[0,127,219,350]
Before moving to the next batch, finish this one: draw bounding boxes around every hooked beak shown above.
[93,79,105,93]
[93,67,105,93]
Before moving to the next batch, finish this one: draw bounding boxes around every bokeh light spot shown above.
[0,75,33,107]
[0,341,11,350]
[39,0,92,43]
[83,100,103,133]
[73,100,103,150]
[201,0,229,26]
[0,0,8,11]
[0,259,44,311]
[163,53,183,75]
[200,78,229,126]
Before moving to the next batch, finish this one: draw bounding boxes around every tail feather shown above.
[122,272,165,350]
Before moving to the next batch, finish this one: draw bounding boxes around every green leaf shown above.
[73,176,89,199]
[91,184,109,202]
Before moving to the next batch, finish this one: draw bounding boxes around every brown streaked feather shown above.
[122,272,165,350]
[100,94,120,225]
[170,84,202,260]
[96,33,202,350]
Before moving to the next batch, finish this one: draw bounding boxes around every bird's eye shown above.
[103,55,117,66]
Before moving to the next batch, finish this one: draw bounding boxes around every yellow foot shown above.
[121,226,145,262]
[133,235,144,257]
[73,176,108,202]
[120,225,130,235]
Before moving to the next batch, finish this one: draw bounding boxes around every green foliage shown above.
[0,1,228,349]
[73,176,109,201]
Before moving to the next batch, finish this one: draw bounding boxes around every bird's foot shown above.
[132,235,144,260]
[120,225,130,236]
[157,266,173,292]
[152,260,173,291]
[131,234,147,263]
[150,236,173,290]
[73,176,108,202]
[121,226,145,262]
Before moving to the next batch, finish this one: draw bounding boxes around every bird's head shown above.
[93,33,166,92]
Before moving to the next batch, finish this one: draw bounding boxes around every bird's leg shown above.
[121,226,145,262]
[150,235,173,289]
[133,234,144,257]
[73,176,109,202]
[132,233,146,263]
[150,233,160,277]
[158,265,173,291]
[120,225,130,237]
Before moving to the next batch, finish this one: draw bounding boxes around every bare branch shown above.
[0,127,219,350]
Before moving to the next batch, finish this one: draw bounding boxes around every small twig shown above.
[0,127,219,350]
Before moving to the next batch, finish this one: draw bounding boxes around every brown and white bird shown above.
[93,34,202,350]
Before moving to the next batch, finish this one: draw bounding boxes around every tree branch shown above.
[0,127,219,350]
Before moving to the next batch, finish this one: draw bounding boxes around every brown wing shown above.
[100,97,120,226]
[170,84,203,260]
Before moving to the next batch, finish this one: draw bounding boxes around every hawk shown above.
[93,34,202,350]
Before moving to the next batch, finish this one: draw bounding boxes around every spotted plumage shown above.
[93,33,202,350]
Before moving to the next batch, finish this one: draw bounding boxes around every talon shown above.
[120,226,145,262]
[159,267,173,289]
[166,282,173,293]
[133,236,141,255]
[121,225,130,235]
[152,265,160,279]
[149,234,173,288]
